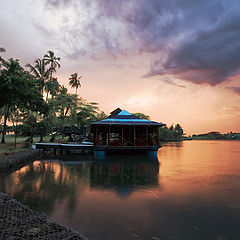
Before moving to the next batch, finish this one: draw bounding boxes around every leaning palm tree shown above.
[69,73,82,95]
[26,59,50,96]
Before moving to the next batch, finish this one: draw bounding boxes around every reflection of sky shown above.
[0,141,240,239]
[158,141,240,201]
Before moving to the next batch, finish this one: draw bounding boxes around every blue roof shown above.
[118,110,132,116]
[91,109,165,126]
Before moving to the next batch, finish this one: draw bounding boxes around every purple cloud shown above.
[226,87,240,94]
[45,0,72,8]
[34,0,240,90]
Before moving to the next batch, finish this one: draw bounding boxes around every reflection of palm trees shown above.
[0,161,90,215]
[0,158,161,214]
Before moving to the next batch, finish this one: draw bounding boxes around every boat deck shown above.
[35,143,94,151]
[35,143,160,154]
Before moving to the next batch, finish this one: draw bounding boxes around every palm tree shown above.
[0,47,6,68]
[43,51,61,102]
[43,50,61,80]
[53,85,78,127]
[26,58,50,94]
[69,73,82,95]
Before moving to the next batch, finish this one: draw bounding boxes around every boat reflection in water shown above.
[90,156,160,197]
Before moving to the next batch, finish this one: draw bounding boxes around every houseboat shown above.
[91,108,165,158]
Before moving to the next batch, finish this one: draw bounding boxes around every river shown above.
[0,140,240,240]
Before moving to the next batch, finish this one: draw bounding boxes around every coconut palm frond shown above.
[26,63,41,78]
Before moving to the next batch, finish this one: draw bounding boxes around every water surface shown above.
[1,140,240,240]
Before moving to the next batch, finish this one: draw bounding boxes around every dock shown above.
[35,143,94,154]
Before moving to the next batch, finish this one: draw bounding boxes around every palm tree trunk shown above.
[30,125,34,144]
[50,66,53,80]
[14,122,18,148]
[46,67,53,103]
[46,91,49,102]
[1,105,10,144]
[39,133,43,143]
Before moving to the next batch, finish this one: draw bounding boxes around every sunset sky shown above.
[1,0,240,135]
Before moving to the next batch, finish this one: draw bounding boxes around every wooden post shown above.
[152,127,154,145]
[157,127,160,145]
[95,126,98,145]
[134,126,136,146]
[104,127,107,146]
[129,126,130,144]
[146,126,148,146]
[108,126,111,146]
[121,126,123,145]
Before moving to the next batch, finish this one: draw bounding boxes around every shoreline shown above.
[0,149,87,240]
[0,192,86,239]
[0,149,43,173]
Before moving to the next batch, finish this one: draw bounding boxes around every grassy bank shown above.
[0,135,43,157]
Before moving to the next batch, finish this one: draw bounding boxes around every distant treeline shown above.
[192,132,240,140]
[159,124,184,141]
[132,113,185,142]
